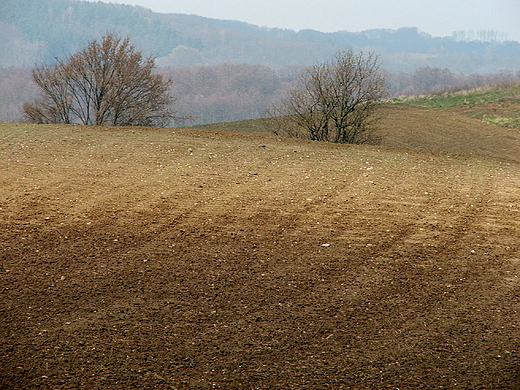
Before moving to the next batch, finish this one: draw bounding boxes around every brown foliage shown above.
[24,34,178,127]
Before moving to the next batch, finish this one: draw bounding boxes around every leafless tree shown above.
[267,50,388,144]
[24,34,178,127]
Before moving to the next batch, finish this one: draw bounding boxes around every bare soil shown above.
[1,109,519,389]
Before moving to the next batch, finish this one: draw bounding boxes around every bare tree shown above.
[268,50,388,144]
[24,34,178,127]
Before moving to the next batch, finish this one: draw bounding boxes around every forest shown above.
[2,0,520,72]
[1,0,520,124]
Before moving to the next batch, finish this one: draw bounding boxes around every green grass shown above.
[391,82,520,129]
[391,82,520,109]
[481,114,520,128]
[189,82,520,135]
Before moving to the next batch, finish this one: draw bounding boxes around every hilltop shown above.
[1,93,519,388]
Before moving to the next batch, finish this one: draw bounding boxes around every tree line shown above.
[4,61,519,126]
[0,0,185,66]
[2,0,520,74]
[19,34,520,147]
[22,35,390,144]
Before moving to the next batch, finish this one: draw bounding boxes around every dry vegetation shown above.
[1,92,520,388]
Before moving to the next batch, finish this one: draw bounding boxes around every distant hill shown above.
[2,0,520,125]
[1,0,520,73]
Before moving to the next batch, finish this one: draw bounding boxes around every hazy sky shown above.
[102,0,520,41]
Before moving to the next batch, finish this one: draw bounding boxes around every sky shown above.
[101,0,520,42]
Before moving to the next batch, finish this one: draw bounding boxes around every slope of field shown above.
[195,82,520,165]
[383,82,520,161]
[379,105,520,162]
[1,120,519,389]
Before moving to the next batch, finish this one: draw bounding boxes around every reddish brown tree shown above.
[24,34,178,127]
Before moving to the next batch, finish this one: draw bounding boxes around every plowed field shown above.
[1,107,519,389]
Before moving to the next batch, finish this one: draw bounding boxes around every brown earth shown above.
[380,105,520,163]
[1,107,519,389]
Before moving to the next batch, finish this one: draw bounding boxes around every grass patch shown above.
[392,82,520,109]
[391,82,520,130]
[188,82,520,136]
[481,115,520,128]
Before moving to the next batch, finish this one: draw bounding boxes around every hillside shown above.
[1,103,519,388]
[196,82,520,163]
[1,0,520,73]
[195,105,520,164]
[379,105,520,161]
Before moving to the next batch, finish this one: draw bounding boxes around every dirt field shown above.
[1,107,519,388]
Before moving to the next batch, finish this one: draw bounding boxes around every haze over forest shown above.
[1,0,520,124]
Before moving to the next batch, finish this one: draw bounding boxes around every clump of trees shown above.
[5,44,520,125]
[24,34,178,127]
[268,50,388,144]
